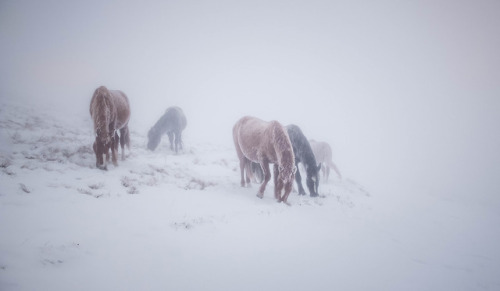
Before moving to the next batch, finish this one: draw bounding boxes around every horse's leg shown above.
[111,140,118,166]
[239,156,247,187]
[94,141,107,170]
[244,158,252,185]
[174,130,182,154]
[233,139,246,187]
[119,127,128,160]
[104,139,112,166]
[113,131,118,148]
[281,181,294,206]
[105,139,112,163]
[321,164,327,181]
[294,162,306,195]
[325,166,330,182]
[167,132,174,151]
[273,164,283,201]
[172,132,178,153]
[245,162,255,183]
[257,161,271,198]
[177,130,183,151]
[105,147,110,163]
[125,127,130,149]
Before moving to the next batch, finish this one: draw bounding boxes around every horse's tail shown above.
[244,160,254,182]
[328,160,342,179]
[249,162,264,183]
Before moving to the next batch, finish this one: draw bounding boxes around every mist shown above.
[1,0,499,207]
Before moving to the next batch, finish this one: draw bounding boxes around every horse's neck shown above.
[302,145,318,170]
[152,115,172,135]
[279,148,294,167]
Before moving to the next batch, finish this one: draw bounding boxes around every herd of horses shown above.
[90,86,341,205]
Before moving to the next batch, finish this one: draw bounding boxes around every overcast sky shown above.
[1,0,499,207]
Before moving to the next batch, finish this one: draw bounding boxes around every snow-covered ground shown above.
[0,101,499,291]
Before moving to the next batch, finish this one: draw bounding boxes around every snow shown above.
[1,101,499,291]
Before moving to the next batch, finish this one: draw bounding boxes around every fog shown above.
[1,0,499,207]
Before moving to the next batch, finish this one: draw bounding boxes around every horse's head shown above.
[93,130,112,170]
[306,163,322,197]
[147,127,160,151]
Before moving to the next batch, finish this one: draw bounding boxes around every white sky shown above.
[1,0,499,206]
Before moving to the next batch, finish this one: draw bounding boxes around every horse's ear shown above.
[317,163,322,171]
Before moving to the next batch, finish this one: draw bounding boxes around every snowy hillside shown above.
[0,102,498,291]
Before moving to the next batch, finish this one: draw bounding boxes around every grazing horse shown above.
[90,86,130,170]
[286,124,321,197]
[147,106,187,154]
[233,116,296,205]
[309,140,342,181]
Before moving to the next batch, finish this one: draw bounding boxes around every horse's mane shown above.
[287,125,317,170]
[270,121,295,169]
[91,86,114,138]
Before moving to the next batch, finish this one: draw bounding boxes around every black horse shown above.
[147,106,187,153]
[286,124,321,197]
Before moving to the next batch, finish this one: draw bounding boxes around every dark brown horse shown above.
[233,116,296,205]
[90,86,130,170]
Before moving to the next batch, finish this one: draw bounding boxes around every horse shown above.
[309,140,342,181]
[147,106,187,154]
[286,124,321,197]
[232,116,296,205]
[90,86,130,170]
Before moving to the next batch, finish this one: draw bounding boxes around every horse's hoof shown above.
[310,193,319,198]
[256,193,263,199]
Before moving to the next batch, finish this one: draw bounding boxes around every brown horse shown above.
[309,140,342,181]
[233,116,296,205]
[90,86,130,170]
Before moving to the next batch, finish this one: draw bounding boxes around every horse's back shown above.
[109,90,130,111]
[106,90,130,129]
[164,106,187,130]
[233,116,270,161]
[286,124,305,148]
[234,116,268,144]
[234,116,290,163]
[310,140,332,162]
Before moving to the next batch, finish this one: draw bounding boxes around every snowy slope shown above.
[0,101,499,291]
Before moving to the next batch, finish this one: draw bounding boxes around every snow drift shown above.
[0,101,498,291]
